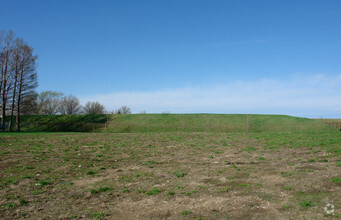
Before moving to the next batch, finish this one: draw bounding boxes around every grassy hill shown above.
[107,114,335,133]
[4,114,110,132]
[2,114,336,133]
[314,118,341,131]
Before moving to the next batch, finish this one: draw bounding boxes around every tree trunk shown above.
[9,68,18,131]
[16,102,21,131]
[16,64,24,132]
[1,61,7,131]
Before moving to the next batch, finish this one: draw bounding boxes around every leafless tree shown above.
[58,94,82,115]
[11,38,38,131]
[114,106,131,114]
[20,93,38,115]
[36,91,63,115]
[15,45,38,130]
[8,38,21,131]
[83,101,105,115]
[0,30,38,131]
[0,30,15,131]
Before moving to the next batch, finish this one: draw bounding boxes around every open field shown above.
[1,124,341,219]
[108,114,332,133]
[6,114,335,133]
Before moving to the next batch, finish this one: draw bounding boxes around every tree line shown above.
[1,30,131,132]
[27,90,131,115]
[1,88,132,131]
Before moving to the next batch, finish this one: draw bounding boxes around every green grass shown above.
[181,210,192,216]
[37,180,52,186]
[145,187,161,195]
[3,114,109,132]
[300,200,315,208]
[332,177,341,183]
[167,191,175,196]
[92,211,105,220]
[1,114,335,133]
[173,170,185,178]
[106,114,333,133]
[0,114,340,219]
[19,198,28,206]
[283,186,292,190]
[90,187,111,194]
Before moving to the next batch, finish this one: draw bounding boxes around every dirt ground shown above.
[0,132,340,219]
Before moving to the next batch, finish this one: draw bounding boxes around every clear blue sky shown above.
[2,0,341,117]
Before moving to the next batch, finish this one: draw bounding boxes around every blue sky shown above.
[1,0,341,117]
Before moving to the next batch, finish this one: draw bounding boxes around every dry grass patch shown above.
[0,131,340,219]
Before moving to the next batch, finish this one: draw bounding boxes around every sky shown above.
[1,0,341,117]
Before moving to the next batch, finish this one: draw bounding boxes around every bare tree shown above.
[0,30,38,131]
[8,38,21,131]
[20,93,38,115]
[114,106,131,114]
[15,42,38,130]
[83,101,105,115]
[36,91,63,115]
[58,94,82,115]
[6,38,38,131]
[0,30,15,130]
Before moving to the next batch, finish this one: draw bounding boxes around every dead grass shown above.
[0,131,340,219]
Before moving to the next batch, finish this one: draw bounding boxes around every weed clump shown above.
[87,171,96,175]
[243,147,256,152]
[220,187,229,192]
[19,198,28,206]
[283,186,292,190]
[182,210,192,216]
[90,187,111,194]
[2,202,16,208]
[332,177,341,183]
[146,187,161,195]
[92,211,105,220]
[167,191,175,196]
[173,170,185,178]
[37,180,52,186]
[300,200,315,208]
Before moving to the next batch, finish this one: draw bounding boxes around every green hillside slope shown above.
[107,114,334,133]
[2,114,335,133]
[5,115,109,132]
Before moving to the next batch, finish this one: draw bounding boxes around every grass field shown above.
[107,114,332,133]
[4,114,335,133]
[4,114,110,132]
[315,119,341,123]
[0,115,341,219]
[315,119,341,131]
